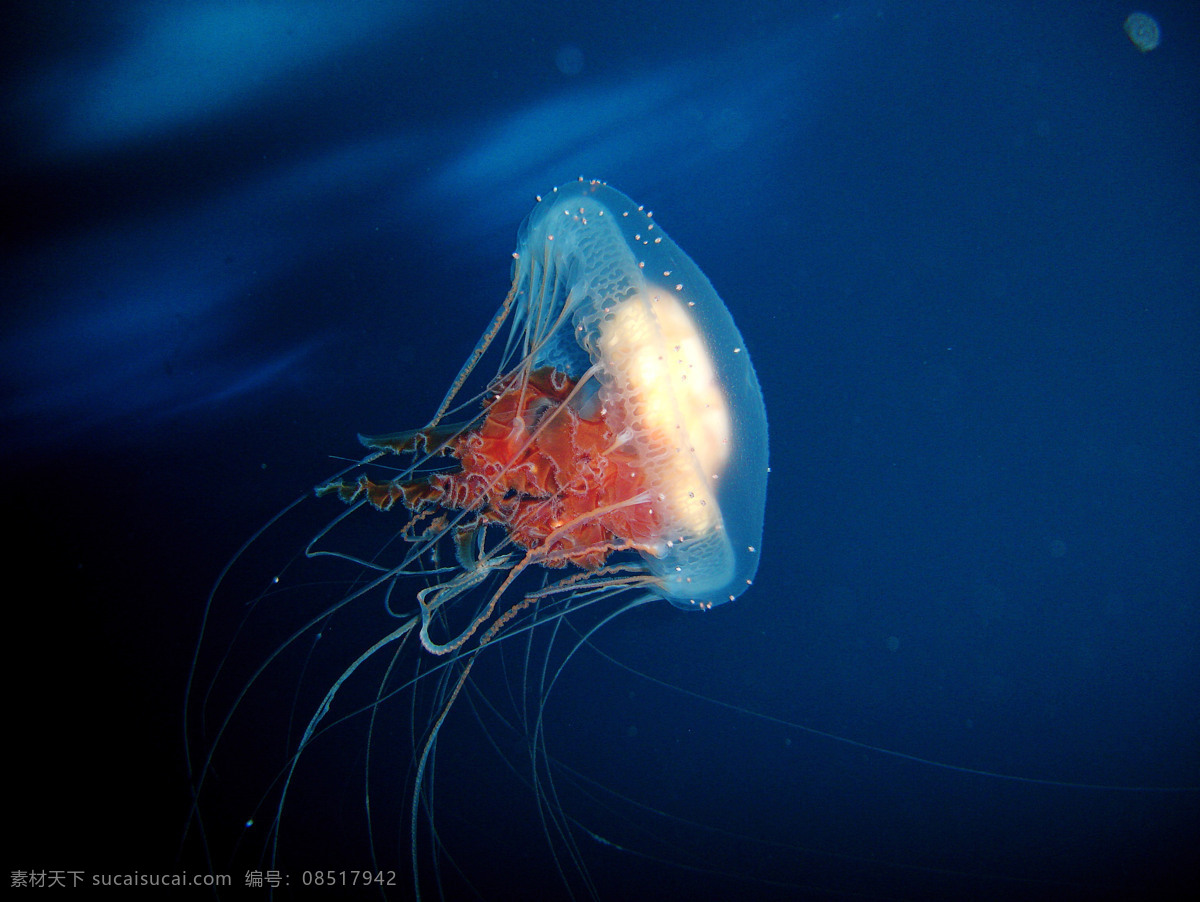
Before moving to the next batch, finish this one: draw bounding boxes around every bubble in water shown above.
[555,44,585,76]
[1123,12,1161,52]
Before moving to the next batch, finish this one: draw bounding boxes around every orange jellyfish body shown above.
[325,365,662,572]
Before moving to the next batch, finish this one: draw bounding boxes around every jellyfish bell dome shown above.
[517,180,769,609]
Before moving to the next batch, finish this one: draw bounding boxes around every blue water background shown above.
[4,2,1197,899]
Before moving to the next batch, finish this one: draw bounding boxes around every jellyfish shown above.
[186,179,768,897]
[1123,12,1161,52]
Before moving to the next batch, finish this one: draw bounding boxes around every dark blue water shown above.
[5,2,1197,899]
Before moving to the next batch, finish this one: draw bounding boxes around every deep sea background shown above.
[4,2,1198,900]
